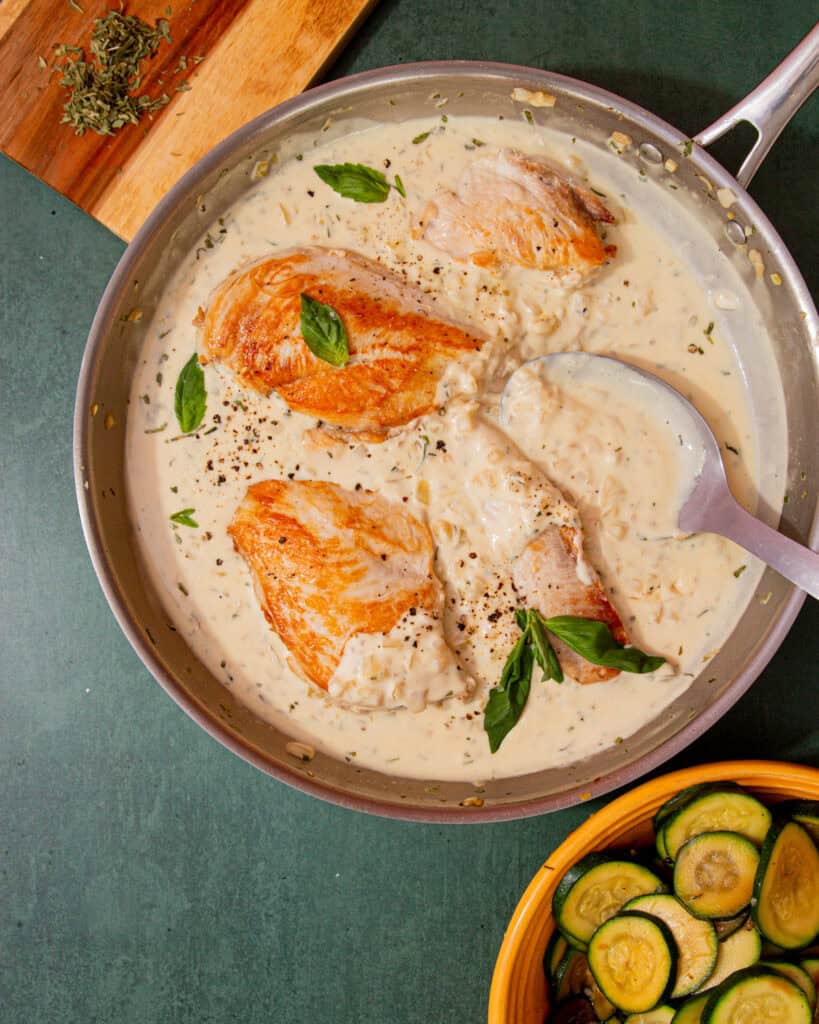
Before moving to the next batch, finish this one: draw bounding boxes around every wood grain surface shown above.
[0,0,375,240]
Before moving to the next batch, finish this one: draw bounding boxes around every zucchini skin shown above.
[753,816,819,950]
[653,785,740,861]
[624,1007,675,1023]
[779,799,819,844]
[670,993,708,1023]
[673,831,759,919]
[800,957,819,989]
[759,961,817,1010]
[553,948,588,1003]
[697,920,762,993]
[553,853,665,949]
[624,893,718,998]
[587,910,677,1014]
[701,966,812,1024]
[544,929,569,982]
[661,790,771,862]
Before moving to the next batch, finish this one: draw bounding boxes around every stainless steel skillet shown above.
[74,27,819,822]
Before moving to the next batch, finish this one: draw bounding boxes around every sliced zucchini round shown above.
[697,919,762,992]
[624,893,718,998]
[662,791,771,862]
[554,948,589,1003]
[670,993,708,1024]
[624,1007,675,1023]
[653,785,728,861]
[759,961,817,1011]
[781,799,819,845]
[753,818,819,950]
[674,831,759,919]
[702,966,812,1024]
[800,956,819,990]
[587,910,676,1014]
[553,853,666,948]
[713,911,749,941]
[545,929,570,981]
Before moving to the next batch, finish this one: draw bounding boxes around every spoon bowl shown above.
[501,352,819,599]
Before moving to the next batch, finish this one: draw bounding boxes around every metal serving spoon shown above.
[501,352,819,600]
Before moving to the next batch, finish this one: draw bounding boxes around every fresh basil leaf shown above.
[299,294,350,367]
[483,633,534,753]
[170,508,198,528]
[527,610,564,683]
[174,353,206,433]
[543,615,665,673]
[393,173,406,198]
[514,608,528,631]
[412,131,431,144]
[313,163,391,203]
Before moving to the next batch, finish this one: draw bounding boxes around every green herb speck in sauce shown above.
[170,508,198,528]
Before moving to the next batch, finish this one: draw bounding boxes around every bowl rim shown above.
[74,59,817,823]
[488,758,819,1021]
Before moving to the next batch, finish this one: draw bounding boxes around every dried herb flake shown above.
[54,11,173,136]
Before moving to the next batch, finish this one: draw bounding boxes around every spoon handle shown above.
[714,498,819,600]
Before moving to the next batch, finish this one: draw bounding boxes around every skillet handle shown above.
[695,22,819,188]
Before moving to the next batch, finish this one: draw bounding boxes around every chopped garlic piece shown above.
[716,187,736,208]
[608,131,632,153]
[748,248,765,278]
[511,87,556,107]
[285,741,315,762]
[714,290,739,310]
[769,272,783,286]
[664,158,678,173]
[252,159,271,180]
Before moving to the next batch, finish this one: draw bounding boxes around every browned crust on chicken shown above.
[200,247,484,430]
[228,479,442,690]
[514,525,627,683]
[419,149,616,278]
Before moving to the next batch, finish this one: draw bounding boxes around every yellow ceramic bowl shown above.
[488,760,819,1024]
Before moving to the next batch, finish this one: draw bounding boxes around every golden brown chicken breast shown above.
[424,405,626,684]
[419,149,615,279]
[228,479,470,710]
[513,527,627,683]
[200,246,484,432]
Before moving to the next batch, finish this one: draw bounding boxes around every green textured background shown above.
[1,3,817,1022]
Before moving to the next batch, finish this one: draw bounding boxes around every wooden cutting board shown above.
[0,0,375,240]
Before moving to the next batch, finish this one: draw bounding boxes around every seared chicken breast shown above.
[229,479,469,710]
[513,527,627,683]
[419,149,615,280]
[425,405,626,684]
[200,246,483,432]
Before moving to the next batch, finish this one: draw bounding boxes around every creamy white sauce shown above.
[126,115,770,782]
[502,354,707,541]
[328,609,470,712]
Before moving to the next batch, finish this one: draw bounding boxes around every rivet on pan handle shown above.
[695,22,819,188]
